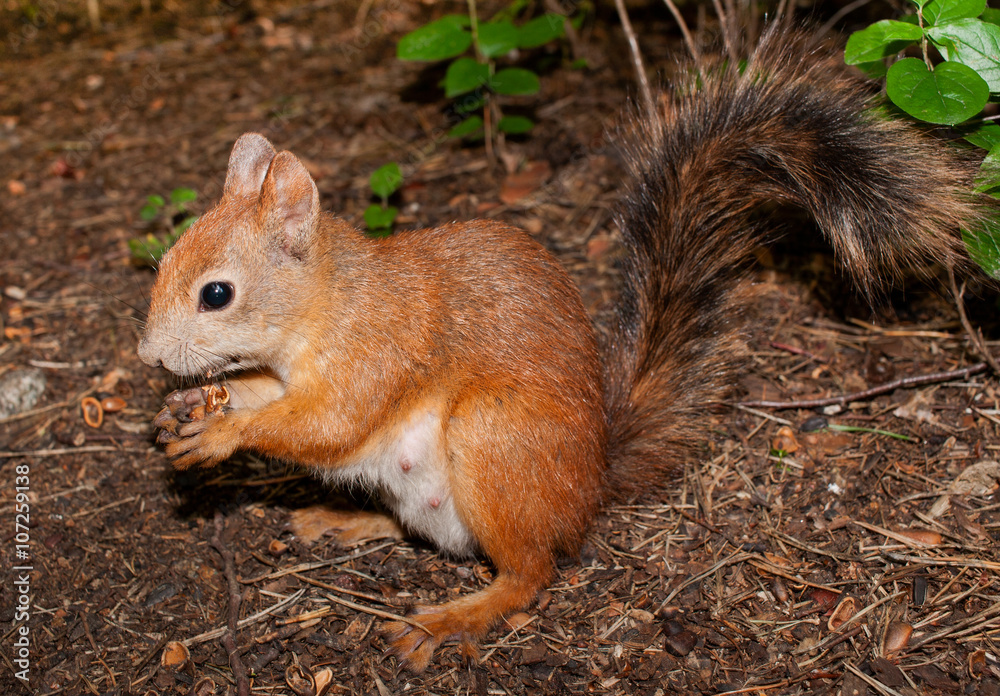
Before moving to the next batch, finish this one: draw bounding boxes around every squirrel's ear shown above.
[224,133,277,199]
[257,151,320,259]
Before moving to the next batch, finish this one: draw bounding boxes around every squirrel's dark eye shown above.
[200,282,234,310]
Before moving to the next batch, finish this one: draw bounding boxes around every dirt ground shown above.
[2,1,1000,695]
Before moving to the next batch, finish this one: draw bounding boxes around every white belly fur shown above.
[315,408,475,556]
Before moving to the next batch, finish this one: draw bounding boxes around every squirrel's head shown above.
[138,133,322,378]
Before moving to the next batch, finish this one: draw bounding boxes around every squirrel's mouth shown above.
[199,355,246,380]
[163,355,246,381]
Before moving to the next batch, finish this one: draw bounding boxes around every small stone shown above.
[0,369,46,419]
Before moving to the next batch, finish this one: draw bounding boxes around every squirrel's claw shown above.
[383,619,440,673]
[152,407,179,433]
[383,607,479,673]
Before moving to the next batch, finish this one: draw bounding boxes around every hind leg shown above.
[383,390,603,671]
[383,542,553,671]
[289,506,404,545]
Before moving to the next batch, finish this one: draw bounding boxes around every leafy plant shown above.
[129,187,198,265]
[397,2,568,141]
[845,0,997,125]
[846,0,1000,277]
[364,162,403,237]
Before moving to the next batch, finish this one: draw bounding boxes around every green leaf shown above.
[855,60,889,79]
[908,0,932,9]
[448,115,484,138]
[923,0,986,26]
[886,57,988,124]
[845,20,925,64]
[128,237,148,261]
[928,19,1000,91]
[444,57,490,97]
[364,204,398,230]
[129,233,170,266]
[490,68,540,95]
[963,216,1000,278]
[139,204,160,221]
[398,16,472,61]
[454,92,486,114]
[975,144,1000,191]
[170,187,197,207]
[147,194,165,207]
[174,215,198,234]
[517,14,566,48]
[477,20,519,58]
[497,115,534,133]
[982,8,1000,27]
[369,162,402,199]
[492,0,531,22]
[962,121,1000,150]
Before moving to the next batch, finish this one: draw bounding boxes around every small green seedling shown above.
[364,163,403,237]
[129,187,198,265]
[397,2,572,141]
[845,0,1000,278]
[825,423,916,442]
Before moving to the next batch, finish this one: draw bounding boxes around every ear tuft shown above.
[257,151,321,260]
[224,133,277,199]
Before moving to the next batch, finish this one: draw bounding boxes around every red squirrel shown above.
[138,30,990,670]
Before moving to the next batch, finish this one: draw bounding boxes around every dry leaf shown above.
[97,367,129,393]
[630,608,655,623]
[928,460,1000,518]
[504,612,532,631]
[893,391,939,426]
[894,529,942,547]
[763,553,794,568]
[500,161,551,204]
[799,430,854,454]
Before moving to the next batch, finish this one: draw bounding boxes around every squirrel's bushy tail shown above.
[604,28,991,498]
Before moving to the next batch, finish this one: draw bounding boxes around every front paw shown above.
[157,411,237,469]
[153,385,235,469]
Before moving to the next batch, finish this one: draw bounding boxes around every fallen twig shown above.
[949,267,1000,376]
[740,363,988,410]
[210,513,251,696]
[320,590,433,636]
[611,0,654,116]
[882,551,1000,572]
[657,550,753,611]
